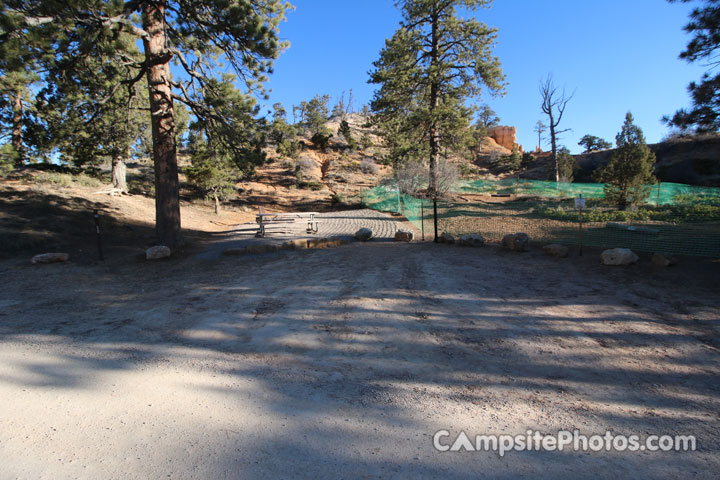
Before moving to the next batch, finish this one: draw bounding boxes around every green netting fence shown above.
[455,178,720,205]
[362,180,720,257]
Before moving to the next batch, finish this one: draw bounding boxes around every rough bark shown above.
[548,111,558,183]
[428,12,440,200]
[12,92,23,166]
[142,2,180,247]
[111,152,128,193]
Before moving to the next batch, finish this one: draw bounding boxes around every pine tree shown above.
[4,0,289,247]
[185,130,240,215]
[369,0,504,194]
[578,134,612,153]
[337,120,357,150]
[369,0,504,241]
[595,113,657,209]
[557,147,578,182]
[665,0,720,132]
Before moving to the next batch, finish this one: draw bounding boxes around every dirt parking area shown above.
[0,242,718,479]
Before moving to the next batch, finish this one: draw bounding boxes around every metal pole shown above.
[578,208,583,257]
[433,198,439,243]
[94,209,104,261]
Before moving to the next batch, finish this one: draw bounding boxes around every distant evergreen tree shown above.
[338,119,357,150]
[595,113,657,209]
[270,102,300,159]
[475,104,500,137]
[185,130,239,215]
[304,94,331,137]
[557,147,578,182]
[578,134,612,153]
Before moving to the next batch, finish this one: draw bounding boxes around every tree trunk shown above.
[548,112,558,184]
[111,153,128,194]
[428,13,440,199]
[12,92,23,166]
[429,11,440,242]
[214,193,220,215]
[142,2,181,247]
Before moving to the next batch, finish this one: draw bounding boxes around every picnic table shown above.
[255,212,319,237]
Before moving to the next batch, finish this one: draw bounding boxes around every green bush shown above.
[299,181,324,191]
[311,132,332,151]
[536,203,720,223]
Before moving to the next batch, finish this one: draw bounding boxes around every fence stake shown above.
[578,210,583,257]
[575,195,585,257]
[433,198,439,243]
[94,209,104,261]
[421,200,425,241]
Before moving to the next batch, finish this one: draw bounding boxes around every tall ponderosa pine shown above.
[0,4,46,166]
[665,0,720,132]
[595,113,657,209]
[369,0,504,241]
[4,1,289,247]
[370,0,504,193]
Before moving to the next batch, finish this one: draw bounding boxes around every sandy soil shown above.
[0,242,719,479]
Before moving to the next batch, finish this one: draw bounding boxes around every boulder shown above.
[458,234,485,247]
[543,244,569,258]
[488,126,524,153]
[355,228,373,241]
[502,233,530,252]
[601,248,639,266]
[440,232,457,244]
[31,253,69,265]
[652,253,677,267]
[146,245,171,260]
[394,230,414,242]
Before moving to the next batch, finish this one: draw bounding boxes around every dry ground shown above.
[1,241,719,479]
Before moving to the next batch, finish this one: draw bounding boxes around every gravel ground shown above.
[196,209,413,260]
[1,242,719,479]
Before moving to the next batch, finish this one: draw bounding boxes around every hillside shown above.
[575,134,720,186]
[239,113,390,211]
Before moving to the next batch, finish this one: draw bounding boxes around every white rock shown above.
[394,230,414,242]
[31,253,69,265]
[146,245,172,260]
[601,248,639,266]
[502,233,529,252]
[440,232,457,244]
[355,228,373,242]
[458,234,485,247]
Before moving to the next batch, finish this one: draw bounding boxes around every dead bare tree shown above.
[540,75,574,183]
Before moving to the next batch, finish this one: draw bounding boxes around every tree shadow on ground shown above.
[0,243,718,477]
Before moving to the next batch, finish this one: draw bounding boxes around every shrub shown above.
[299,181,324,191]
[360,132,373,150]
[360,158,379,175]
[0,144,18,176]
[501,147,522,171]
[337,120,357,150]
[594,113,656,209]
[311,132,332,151]
[277,139,300,159]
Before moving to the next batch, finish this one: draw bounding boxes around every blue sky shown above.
[263,0,706,154]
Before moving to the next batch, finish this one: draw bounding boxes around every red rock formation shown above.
[489,126,524,154]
